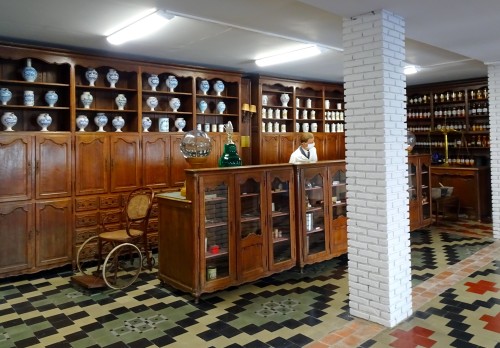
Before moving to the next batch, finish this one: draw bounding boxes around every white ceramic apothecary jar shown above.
[115,94,127,110]
[147,74,159,91]
[146,96,158,111]
[76,115,89,132]
[85,68,98,86]
[198,100,208,113]
[24,90,34,106]
[159,117,169,132]
[106,69,119,88]
[0,88,12,105]
[216,101,226,114]
[280,93,290,107]
[37,113,52,131]
[94,113,108,132]
[262,95,268,106]
[112,116,125,132]
[311,122,318,132]
[166,75,178,92]
[22,58,37,82]
[45,90,58,107]
[169,97,181,112]
[199,80,210,95]
[81,91,93,109]
[1,112,17,131]
[174,117,186,132]
[142,116,152,132]
[213,80,225,96]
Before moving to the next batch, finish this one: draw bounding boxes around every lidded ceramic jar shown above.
[22,58,37,82]
[85,68,98,86]
[0,88,12,105]
[106,69,119,88]
[115,94,127,110]
[94,113,108,132]
[45,90,58,107]
[159,117,169,132]
[1,112,17,131]
[37,113,52,131]
[112,116,125,132]
[76,115,89,132]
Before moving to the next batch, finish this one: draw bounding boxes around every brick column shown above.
[488,63,500,240]
[343,10,412,327]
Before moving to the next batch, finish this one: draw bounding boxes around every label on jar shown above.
[207,266,217,280]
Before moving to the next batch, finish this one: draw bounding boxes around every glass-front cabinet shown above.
[408,154,432,231]
[330,165,347,255]
[267,170,296,271]
[200,175,234,291]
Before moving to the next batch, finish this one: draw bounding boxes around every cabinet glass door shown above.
[303,169,327,256]
[408,162,417,202]
[203,181,230,283]
[331,169,347,221]
[421,161,431,220]
[269,171,293,267]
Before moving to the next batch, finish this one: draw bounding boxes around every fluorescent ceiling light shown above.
[404,65,421,75]
[255,45,322,67]
[106,9,175,45]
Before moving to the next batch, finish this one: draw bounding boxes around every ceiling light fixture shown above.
[255,45,322,67]
[404,64,421,75]
[106,8,175,45]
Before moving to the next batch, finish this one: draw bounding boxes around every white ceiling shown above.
[0,0,498,86]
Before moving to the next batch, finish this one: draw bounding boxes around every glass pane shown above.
[240,178,261,239]
[304,173,325,255]
[408,163,417,201]
[270,176,291,263]
[204,182,229,281]
[421,162,431,219]
[332,169,347,220]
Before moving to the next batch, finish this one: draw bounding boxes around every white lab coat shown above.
[289,146,318,164]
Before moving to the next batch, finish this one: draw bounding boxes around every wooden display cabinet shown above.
[295,160,347,269]
[156,164,296,301]
[408,154,432,231]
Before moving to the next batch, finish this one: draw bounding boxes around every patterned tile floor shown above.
[0,220,498,347]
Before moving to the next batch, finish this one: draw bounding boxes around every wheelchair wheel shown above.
[102,243,142,290]
[76,235,100,276]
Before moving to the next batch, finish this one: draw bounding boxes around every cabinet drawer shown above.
[75,212,99,228]
[75,227,99,245]
[75,197,99,212]
[100,195,122,209]
[101,209,122,225]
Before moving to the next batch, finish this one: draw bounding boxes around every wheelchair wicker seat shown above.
[72,187,155,290]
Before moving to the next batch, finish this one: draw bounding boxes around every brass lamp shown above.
[242,103,256,122]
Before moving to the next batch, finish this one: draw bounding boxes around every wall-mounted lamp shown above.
[242,103,256,122]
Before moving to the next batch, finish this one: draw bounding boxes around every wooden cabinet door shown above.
[75,134,109,195]
[279,134,296,163]
[170,134,190,187]
[35,134,72,199]
[35,199,72,268]
[110,134,141,192]
[142,134,170,188]
[0,202,34,275]
[235,171,267,283]
[261,134,280,164]
[0,134,33,202]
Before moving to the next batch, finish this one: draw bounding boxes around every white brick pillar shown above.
[343,10,412,327]
[488,63,500,240]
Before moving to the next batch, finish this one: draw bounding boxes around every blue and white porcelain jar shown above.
[166,75,178,92]
[22,58,37,82]
[0,88,12,105]
[24,90,34,106]
[159,117,169,132]
[106,69,119,88]
[142,116,152,132]
[81,91,93,109]
[37,113,52,131]
[199,80,210,95]
[169,97,181,112]
[45,90,58,107]
[147,74,160,91]
[213,80,225,96]
[216,101,226,114]
[1,112,17,131]
[198,100,208,113]
[85,68,98,86]
[112,116,125,132]
[174,117,186,132]
[146,96,159,111]
[115,93,127,110]
[94,113,108,132]
[76,115,89,132]
[280,93,290,107]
